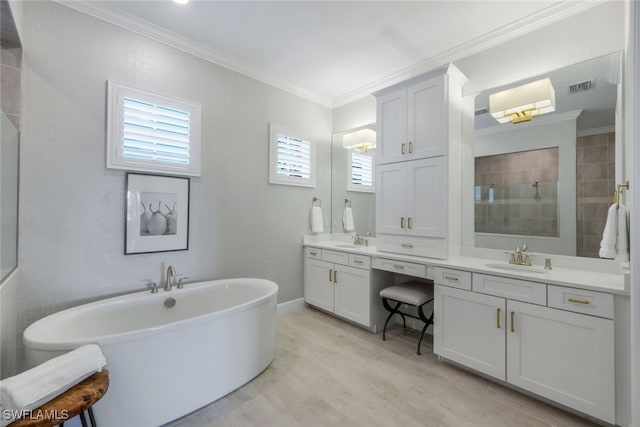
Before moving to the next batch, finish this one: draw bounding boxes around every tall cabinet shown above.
[374,64,467,259]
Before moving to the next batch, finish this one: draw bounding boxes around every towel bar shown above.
[311,196,321,207]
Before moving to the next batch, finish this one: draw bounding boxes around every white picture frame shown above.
[125,173,190,254]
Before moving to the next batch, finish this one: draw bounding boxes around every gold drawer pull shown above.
[329,269,333,282]
[568,298,590,305]
[497,308,501,329]
[408,141,413,153]
[309,251,318,256]
[334,271,337,283]
[445,276,459,281]
[400,217,405,228]
[353,259,364,264]
[393,264,405,270]
[408,217,413,229]
[510,311,515,333]
[401,143,406,155]
[400,243,413,248]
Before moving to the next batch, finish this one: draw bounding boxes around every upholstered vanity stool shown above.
[379,281,434,355]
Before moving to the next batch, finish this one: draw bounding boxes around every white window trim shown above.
[269,124,316,188]
[347,150,375,193]
[106,80,202,177]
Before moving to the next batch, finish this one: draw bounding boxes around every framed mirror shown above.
[330,123,376,237]
[464,52,623,258]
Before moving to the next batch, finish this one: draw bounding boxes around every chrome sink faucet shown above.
[164,265,176,291]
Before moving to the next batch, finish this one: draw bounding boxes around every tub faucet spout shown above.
[164,265,176,291]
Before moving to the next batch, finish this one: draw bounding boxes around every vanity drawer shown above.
[473,273,546,305]
[349,254,371,270]
[433,267,471,290]
[548,286,614,319]
[305,247,321,259]
[322,250,349,265]
[372,258,426,278]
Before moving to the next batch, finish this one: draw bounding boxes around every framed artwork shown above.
[125,173,190,255]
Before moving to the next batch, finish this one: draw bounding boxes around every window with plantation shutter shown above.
[269,124,315,187]
[348,151,374,193]
[107,81,201,176]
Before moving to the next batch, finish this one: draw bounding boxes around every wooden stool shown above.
[380,282,434,355]
[9,369,109,427]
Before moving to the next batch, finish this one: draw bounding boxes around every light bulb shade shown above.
[489,78,556,124]
[343,128,376,151]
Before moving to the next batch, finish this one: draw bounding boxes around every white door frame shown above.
[627,1,639,425]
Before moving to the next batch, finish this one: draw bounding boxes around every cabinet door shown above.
[407,75,445,160]
[304,258,334,312]
[434,285,506,380]
[406,157,445,238]
[376,89,407,165]
[334,265,371,326]
[506,301,615,424]
[376,162,406,235]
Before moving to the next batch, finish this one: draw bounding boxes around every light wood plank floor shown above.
[168,307,601,427]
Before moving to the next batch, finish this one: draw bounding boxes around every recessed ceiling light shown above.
[173,0,189,4]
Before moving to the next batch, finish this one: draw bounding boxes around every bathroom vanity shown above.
[302,237,629,426]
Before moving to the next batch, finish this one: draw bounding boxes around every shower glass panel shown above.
[474,148,558,237]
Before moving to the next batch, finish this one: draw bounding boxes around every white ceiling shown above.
[62,0,603,108]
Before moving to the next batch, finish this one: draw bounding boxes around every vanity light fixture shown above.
[343,128,376,152]
[173,0,189,4]
[489,78,556,124]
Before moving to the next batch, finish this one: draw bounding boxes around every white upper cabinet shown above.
[374,64,467,259]
[377,157,445,238]
[376,74,445,165]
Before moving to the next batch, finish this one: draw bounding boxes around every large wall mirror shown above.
[330,124,376,236]
[1,0,21,280]
[464,51,624,258]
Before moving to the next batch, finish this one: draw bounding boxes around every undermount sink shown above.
[333,243,361,248]
[485,263,548,275]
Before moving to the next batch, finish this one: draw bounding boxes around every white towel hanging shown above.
[599,204,617,259]
[343,207,354,232]
[615,204,629,262]
[310,206,324,233]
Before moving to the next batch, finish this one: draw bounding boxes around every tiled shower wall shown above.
[475,148,559,237]
[576,132,615,258]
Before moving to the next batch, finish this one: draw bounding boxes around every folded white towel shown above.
[0,344,106,427]
[310,206,324,233]
[599,204,618,259]
[343,207,354,232]
[616,204,629,262]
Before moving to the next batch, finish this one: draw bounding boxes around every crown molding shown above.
[56,0,604,110]
[577,125,616,137]
[332,1,607,108]
[55,0,334,108]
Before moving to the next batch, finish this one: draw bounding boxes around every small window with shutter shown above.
[107,81,201,176]
[348,151,374,192]
[269,124,315,187]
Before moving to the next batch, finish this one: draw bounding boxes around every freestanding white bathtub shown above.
[23,278,278,427]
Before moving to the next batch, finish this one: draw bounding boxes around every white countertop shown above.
[303,239,628,296]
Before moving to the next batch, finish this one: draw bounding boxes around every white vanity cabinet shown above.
[434,270,616,424]
[303,248,372,327]
[374,64,466,260]
[376,74,445,165]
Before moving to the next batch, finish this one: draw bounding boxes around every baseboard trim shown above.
[277,298,305,316]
